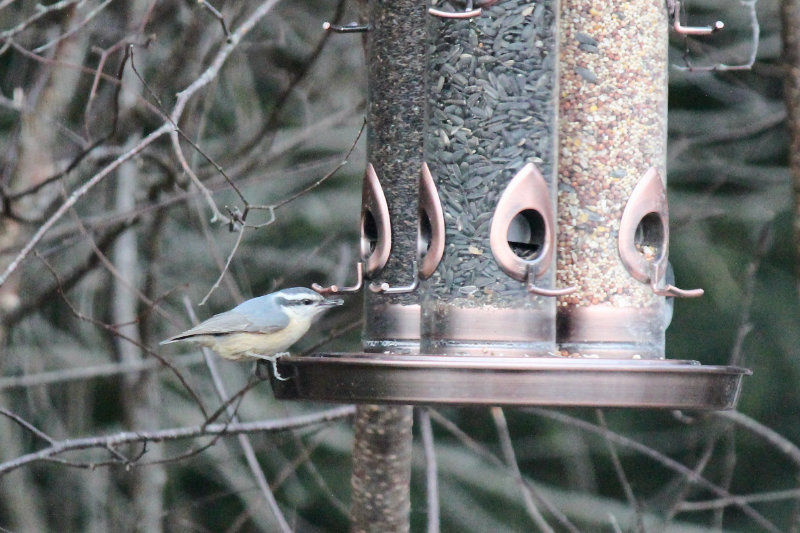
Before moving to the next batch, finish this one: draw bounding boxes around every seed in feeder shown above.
[576,32,598,46]
[423,0,557,353]
[575,67,598,84]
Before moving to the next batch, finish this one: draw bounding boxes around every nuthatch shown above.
[161,287,343,380]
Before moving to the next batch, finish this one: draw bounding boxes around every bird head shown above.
[274,287,344,320]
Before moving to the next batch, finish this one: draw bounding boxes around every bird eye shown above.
[302,299,314,305]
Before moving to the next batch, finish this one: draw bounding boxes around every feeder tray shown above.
[269,354,749,409]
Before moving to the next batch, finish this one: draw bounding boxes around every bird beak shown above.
[321,297,344,307]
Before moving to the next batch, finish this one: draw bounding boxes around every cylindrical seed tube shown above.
[556,0,669,358]
[361,0,428,355]
[421,0,559,357]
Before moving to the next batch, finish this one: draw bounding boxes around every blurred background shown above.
[0,0,797,531]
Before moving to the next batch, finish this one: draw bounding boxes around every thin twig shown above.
[529,409,780,533]
[679,488,800,511]
[418,408,440,533]
[716,410,800,468]
[201,375,271,429]
[229,0,348,161]
[33,0,114,53]
[664,432,719,523]
[183,298,292,533]
[127,45,239,223]
[595,410,645,533]
[0,0,81,40]
[270,427,350,517]
[253,118,366,213]
[197,0,231,41]
[65,196,174,322]
[0,353,203,391]
[0,408,54,444]
[0,406,356,475]
[731,221,773,367]
[428,409,580,533]
[490,407,554,533]
[713,431,737,531]
[34,251,210,419]
[198,221,246,306]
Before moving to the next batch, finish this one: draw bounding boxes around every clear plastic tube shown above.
[556,0,669,358]
[421,0,559,357]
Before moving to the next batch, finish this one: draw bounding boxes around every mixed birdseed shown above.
[556,0,668,307]
[556,0,669,356]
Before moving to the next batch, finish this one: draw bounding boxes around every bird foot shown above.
[250,352,291,381]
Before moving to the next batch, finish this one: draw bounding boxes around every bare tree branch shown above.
[529,409,780,533]
[716,410,800,468]
[595,410,645,533]
[0,0,287,287]
[0,405,355,476]
[679,488,800,512]
[0,0,82,42]
[418,408,440,533]
[0,353,203,391]
[33,0,115,54]
[0,124,170,287]
[490,407,554,533]
[428,409,581,533]
[34,251,210,419]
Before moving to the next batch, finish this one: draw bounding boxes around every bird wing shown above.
[161,309,289,344]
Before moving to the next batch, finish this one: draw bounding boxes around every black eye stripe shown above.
[276,296,318,306]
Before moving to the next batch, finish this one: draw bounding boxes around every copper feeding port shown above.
[490,163,553,282]
[418,162,445,280]
[360,164,391,278]
[490,163,576,297]
[618,168,703,298]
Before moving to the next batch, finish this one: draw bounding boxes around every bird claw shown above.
[251,352,292,381]
[271,361,290,381]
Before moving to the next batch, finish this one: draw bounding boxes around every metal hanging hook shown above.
[428,6,482,18]
[525,264,578,297]
[322,21,370,33]
[369,261,420,294]
[428,0,496,18]
[312,262,364,295]
[672,1,724,35]
[648,262,703,298]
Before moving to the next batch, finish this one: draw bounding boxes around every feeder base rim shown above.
[268,353,749,409]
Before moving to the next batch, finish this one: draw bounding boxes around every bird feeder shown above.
[271,0,749,409]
